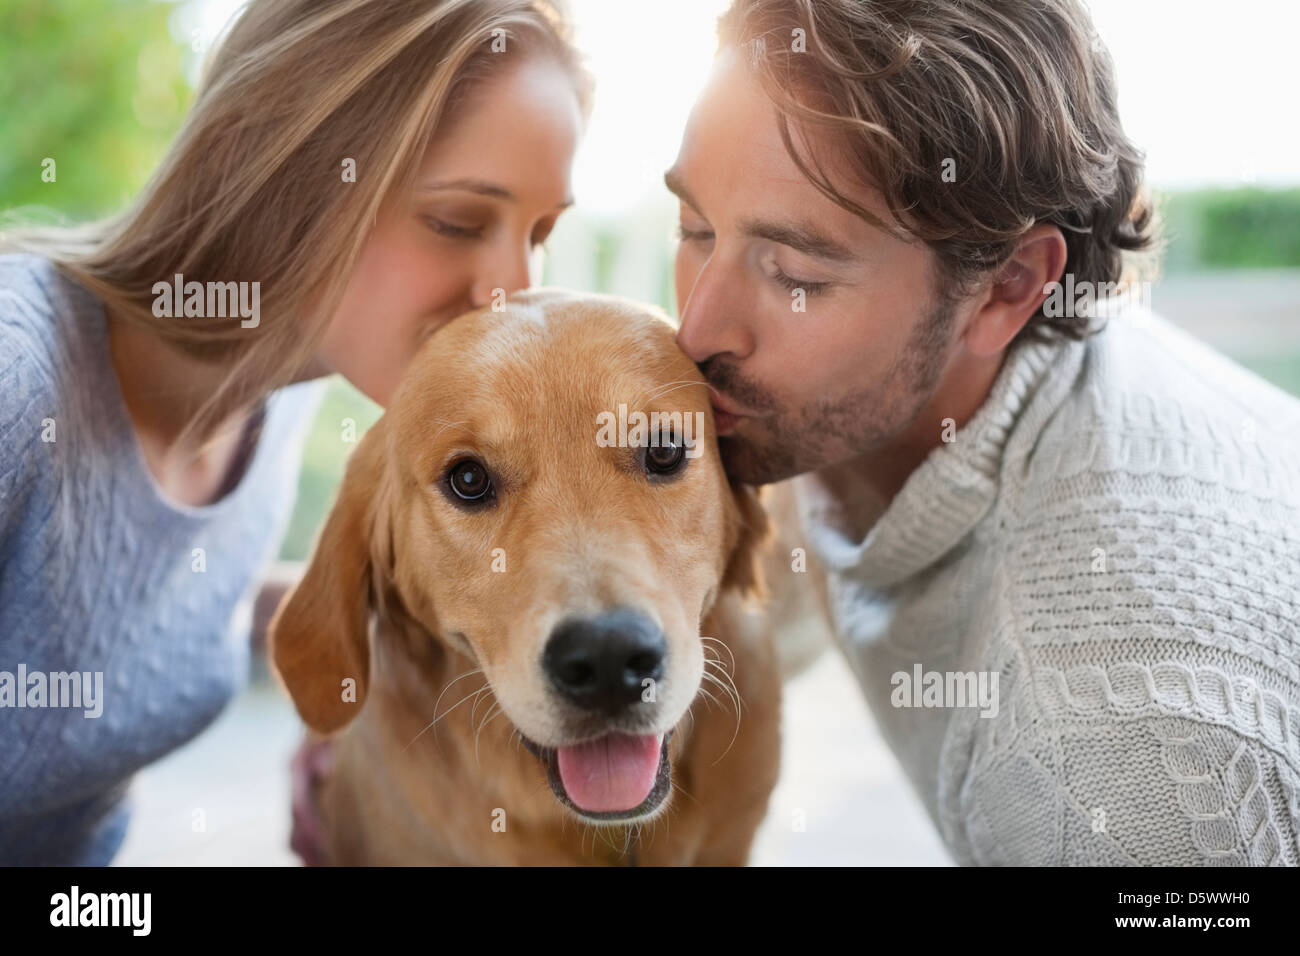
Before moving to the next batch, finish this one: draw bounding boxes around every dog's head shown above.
[271,290,768,824]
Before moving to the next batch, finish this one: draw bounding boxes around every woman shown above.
[0,0,591,865]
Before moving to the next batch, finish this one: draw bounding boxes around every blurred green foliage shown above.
[279,380,382,560]
[1157,187,1300,273]
[0,1,191,219]
[1236,354,1300,401]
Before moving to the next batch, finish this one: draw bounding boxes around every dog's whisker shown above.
[701,653,742,704]
[635,378,707,407]
[659,794,682,839]
[602,825,623,857]
[402,671,487,753]
[702,659,737,690]
[700,635,737,672]
[473,701,505,768]
[482,704,506,737]
[702,658,736,683]
[470,684,487,725]
[429,418,472,443]
[634,378,702,406]
[698,669,744,765]
[681,707,696,740]
[702,665,741,706]
[695,683,722,712]
[669,776,703,812]
[700,667,735,704]
[426,668,485,723]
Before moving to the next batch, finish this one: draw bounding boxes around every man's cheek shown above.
[673,252,701,313]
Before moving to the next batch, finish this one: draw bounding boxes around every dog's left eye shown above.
[446,458,494,503]
[645,440,686,476]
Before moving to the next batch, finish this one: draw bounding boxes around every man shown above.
[667,0,1300,864]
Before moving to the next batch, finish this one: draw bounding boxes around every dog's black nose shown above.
[543,609,667,714]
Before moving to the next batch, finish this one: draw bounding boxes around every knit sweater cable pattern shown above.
[794,309,1300,865]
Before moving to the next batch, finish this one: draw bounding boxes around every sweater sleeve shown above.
[950,637,1300,866]
[0,306,47,546]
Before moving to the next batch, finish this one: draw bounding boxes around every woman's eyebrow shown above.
[418,177,514,199]
[417,178,574,210]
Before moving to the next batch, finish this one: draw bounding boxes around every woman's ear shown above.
[720,482,771,603]
[269,420,389,734]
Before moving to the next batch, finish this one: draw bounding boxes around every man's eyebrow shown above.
[417,178,575,209]
[663,168,700,213]
[665,168,856,263]
[739,216,857,263]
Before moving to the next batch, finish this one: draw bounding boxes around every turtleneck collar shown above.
[793,330,1087,590]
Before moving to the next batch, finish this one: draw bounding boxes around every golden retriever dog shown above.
[270,290,781,865]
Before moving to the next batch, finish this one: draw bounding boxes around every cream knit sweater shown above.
[790,307,1300,865]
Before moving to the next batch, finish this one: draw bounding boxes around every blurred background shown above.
[3,0,1297,864]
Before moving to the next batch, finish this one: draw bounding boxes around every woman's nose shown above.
[470,241,535,309]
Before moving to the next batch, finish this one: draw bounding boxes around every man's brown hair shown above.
[718,0,1158,343]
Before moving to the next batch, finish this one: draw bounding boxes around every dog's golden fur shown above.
[270,290,781,865]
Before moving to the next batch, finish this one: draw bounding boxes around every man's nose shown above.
[543,608,667,715]
[675,260,753,363]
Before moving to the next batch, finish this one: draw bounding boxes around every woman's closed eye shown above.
[423,215,487,240]
[531,215,560,250]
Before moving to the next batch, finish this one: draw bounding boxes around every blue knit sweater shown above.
[0,254,320,864]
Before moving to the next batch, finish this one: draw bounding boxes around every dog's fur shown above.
[270,290,781,865]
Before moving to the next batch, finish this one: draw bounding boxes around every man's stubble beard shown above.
[704,295,958,486]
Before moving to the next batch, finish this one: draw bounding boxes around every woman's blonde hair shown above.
[4,0,591,441]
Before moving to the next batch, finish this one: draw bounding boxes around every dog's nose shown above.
[543,609,667,714]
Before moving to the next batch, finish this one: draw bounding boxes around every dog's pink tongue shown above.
[556,733,662,812]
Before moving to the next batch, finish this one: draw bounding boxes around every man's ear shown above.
[721,482,771,602]
[967,222,1068,356]
[269,420,389,735]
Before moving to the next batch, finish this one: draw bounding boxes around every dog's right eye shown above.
[446,458,494,504]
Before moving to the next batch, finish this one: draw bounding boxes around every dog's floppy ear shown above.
[720,482,771,602]
[270,420,389,735]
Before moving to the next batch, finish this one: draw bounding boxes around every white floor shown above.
[113,648,952,866]
[750,649,953,866]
